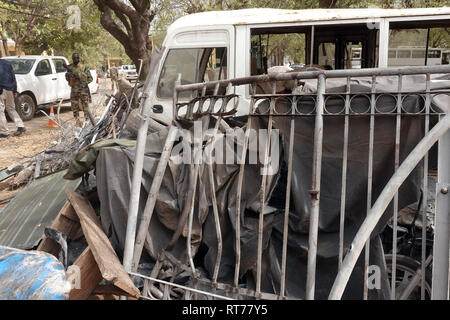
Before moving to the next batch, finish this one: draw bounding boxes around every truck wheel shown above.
[15,94,36,121]
[385,254,432,300]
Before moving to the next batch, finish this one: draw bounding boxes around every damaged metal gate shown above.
[123,64,450,300]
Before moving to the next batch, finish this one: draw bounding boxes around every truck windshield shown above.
[5,59,35,74]
[157,47,227,99]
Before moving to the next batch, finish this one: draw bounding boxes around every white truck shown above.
[118,64,138,81]
[146,7,450,120]
[0,55,99,121]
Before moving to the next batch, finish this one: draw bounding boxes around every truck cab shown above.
[148,8,450,120]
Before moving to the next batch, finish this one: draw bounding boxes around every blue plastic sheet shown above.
[0,246,71,300]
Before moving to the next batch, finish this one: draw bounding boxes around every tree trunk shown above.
[93,0,154,80]
[15,43,21,56]
[319,0,337,8]
[1,30,9,56]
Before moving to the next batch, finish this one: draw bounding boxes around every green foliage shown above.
[1,0,449,70]
[21,0,130,68]
[0,0,130,68]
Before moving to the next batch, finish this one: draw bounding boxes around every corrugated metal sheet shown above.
[0,170,81,249]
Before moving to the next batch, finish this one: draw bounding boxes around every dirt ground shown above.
[0,78,113,205]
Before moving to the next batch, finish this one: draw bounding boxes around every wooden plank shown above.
[66,189,140,299]
[69,247,103,300]
[93,284,131,297]
[60,202,80,222]
[87,294,120,300]
[37,201,82,257]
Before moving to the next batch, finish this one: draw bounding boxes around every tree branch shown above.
[98,7,132,52]
[115,11,133,37]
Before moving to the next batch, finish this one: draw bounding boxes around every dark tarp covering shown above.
[63,139,137,180]
[93,75,449,299]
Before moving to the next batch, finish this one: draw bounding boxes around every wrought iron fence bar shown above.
[208,84,233,286]
[391,74,403,300]
[431,112,450,300]
[306,74,326,300]
[323,90,450,96]
[129,75,181,274]
[122,59,165,276]
[249,90,450,99]
[207,177,224,282]
[186,83,221,277]
[256,81,277,296]
[363,75,377,300]
[421,74,431,300]
[247,113,445,117]
[329,112,450,300]
[233,83,257,293]
[280,87,298,298]
[338,77,351,271]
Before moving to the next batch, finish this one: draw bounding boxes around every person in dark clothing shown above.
[0,59,26,138]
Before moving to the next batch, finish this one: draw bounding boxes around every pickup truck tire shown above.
[15,94,36,121]
[385,254,432,300]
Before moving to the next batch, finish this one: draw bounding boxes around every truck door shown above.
[34,59,57,104]
[52,58,71,101]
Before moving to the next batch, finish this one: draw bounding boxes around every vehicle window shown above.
[52,59,66,73]
[318,42,336,70]
[412,50,425,59]
[251,32,307,75]
[251,24,377,73]
[388,27,450,67]
[398,50,411,58]
[344,42,362,69]
[352,49,361,59]
[4,58,35,74]
[442,52,450,65]
[388,50,397,59]
[35,59,52,76]
[428,49,441,59]
[157,47,228,99]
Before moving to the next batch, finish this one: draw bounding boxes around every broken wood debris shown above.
[36,190,140,300]
[69,247,103,300]
[66,189,140,299]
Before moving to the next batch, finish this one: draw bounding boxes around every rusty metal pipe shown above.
[306,74,326,300]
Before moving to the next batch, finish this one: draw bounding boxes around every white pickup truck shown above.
[0,55,99,121]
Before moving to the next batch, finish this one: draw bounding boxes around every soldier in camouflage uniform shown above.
[65,53,93,127]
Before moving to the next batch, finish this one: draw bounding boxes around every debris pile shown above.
[0,79,143,198]
[0,62,448,300]
[35,189,140,300]
[0,77,169,300]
